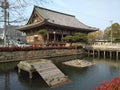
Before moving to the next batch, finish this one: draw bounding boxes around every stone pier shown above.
[85,44,120,60]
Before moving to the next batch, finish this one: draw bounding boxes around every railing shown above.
[85,43,120,50]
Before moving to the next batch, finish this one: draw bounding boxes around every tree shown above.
[74,33,87,42]
[38,29,47,42]
[104,27,111,40]
[62,33,87,44]
[112,23,120,40]
[0,0,47,25]
[87,31,103,43]
[104,23,120,42]
[87,32,94,42]
[62,35,73,43]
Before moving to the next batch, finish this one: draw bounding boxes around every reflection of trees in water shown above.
[93,59,120,73]
[0,55,87,90]
[0,62,18,90]
[0,62,18,72]
[93,59,120,68]
[49,55,78,63]
[56,62,89,77]
[0,71,10,90]
[49,55,83,63]
[18,72,48,89]
[4,72,10,90]
[50,55,89,78]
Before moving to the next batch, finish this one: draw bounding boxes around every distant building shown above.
[18,6,98,44]
[6,25,26,40]
[0,25,26,45]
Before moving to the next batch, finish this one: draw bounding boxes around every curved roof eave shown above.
[17,20,98,32]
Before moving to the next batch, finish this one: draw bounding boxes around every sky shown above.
[40,0,120,30]
[1,0,120,31]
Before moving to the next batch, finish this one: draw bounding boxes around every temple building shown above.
[18,6,98,44]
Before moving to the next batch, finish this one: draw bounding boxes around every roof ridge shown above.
[34,5,75,17]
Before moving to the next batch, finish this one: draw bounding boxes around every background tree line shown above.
[104,23,120,42]
[87,22,120,43]
[37,22,120,44]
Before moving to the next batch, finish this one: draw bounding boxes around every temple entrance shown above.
[49,34,62,43]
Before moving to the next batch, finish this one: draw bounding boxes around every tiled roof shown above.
[35,6,97,31]
[18,6,98,31]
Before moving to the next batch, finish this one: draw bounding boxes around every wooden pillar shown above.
[104,51,106,59]
[116,51,118,60]
[29,72,32,79]
[53,30,56,42]
[62,33,63,42]
[47,32,49,43]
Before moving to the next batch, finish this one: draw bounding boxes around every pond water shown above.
[0,56,120,90]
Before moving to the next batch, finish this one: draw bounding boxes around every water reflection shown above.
[18,72,48,89]
[0,62,18,72]
[57,63,89,77]
[0,56,120,90]
[93,59,120,77]
[0,62,18,90]
[93,59,120,69]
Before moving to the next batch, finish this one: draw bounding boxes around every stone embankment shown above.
[0,49,83,63]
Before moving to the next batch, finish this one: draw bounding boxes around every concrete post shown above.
[110,51,112,60]
[1,0,9,46]
[93,49,94,58]
[29,72,32,79]
[98,50,100,59]
[104,51,106,59]
[116,51,118,60]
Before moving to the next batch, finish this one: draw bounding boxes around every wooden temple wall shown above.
[24,26,84,44]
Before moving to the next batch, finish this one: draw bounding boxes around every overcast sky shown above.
[40,0,120,30]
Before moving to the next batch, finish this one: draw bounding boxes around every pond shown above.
[0,56,120,90]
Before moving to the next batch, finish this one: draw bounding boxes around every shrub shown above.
[0,46,76,52]
[95,77,120,90]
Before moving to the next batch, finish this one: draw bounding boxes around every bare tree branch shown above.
[0,0,48,26]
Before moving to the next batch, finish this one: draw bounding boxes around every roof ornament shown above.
[44,18,54,23]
